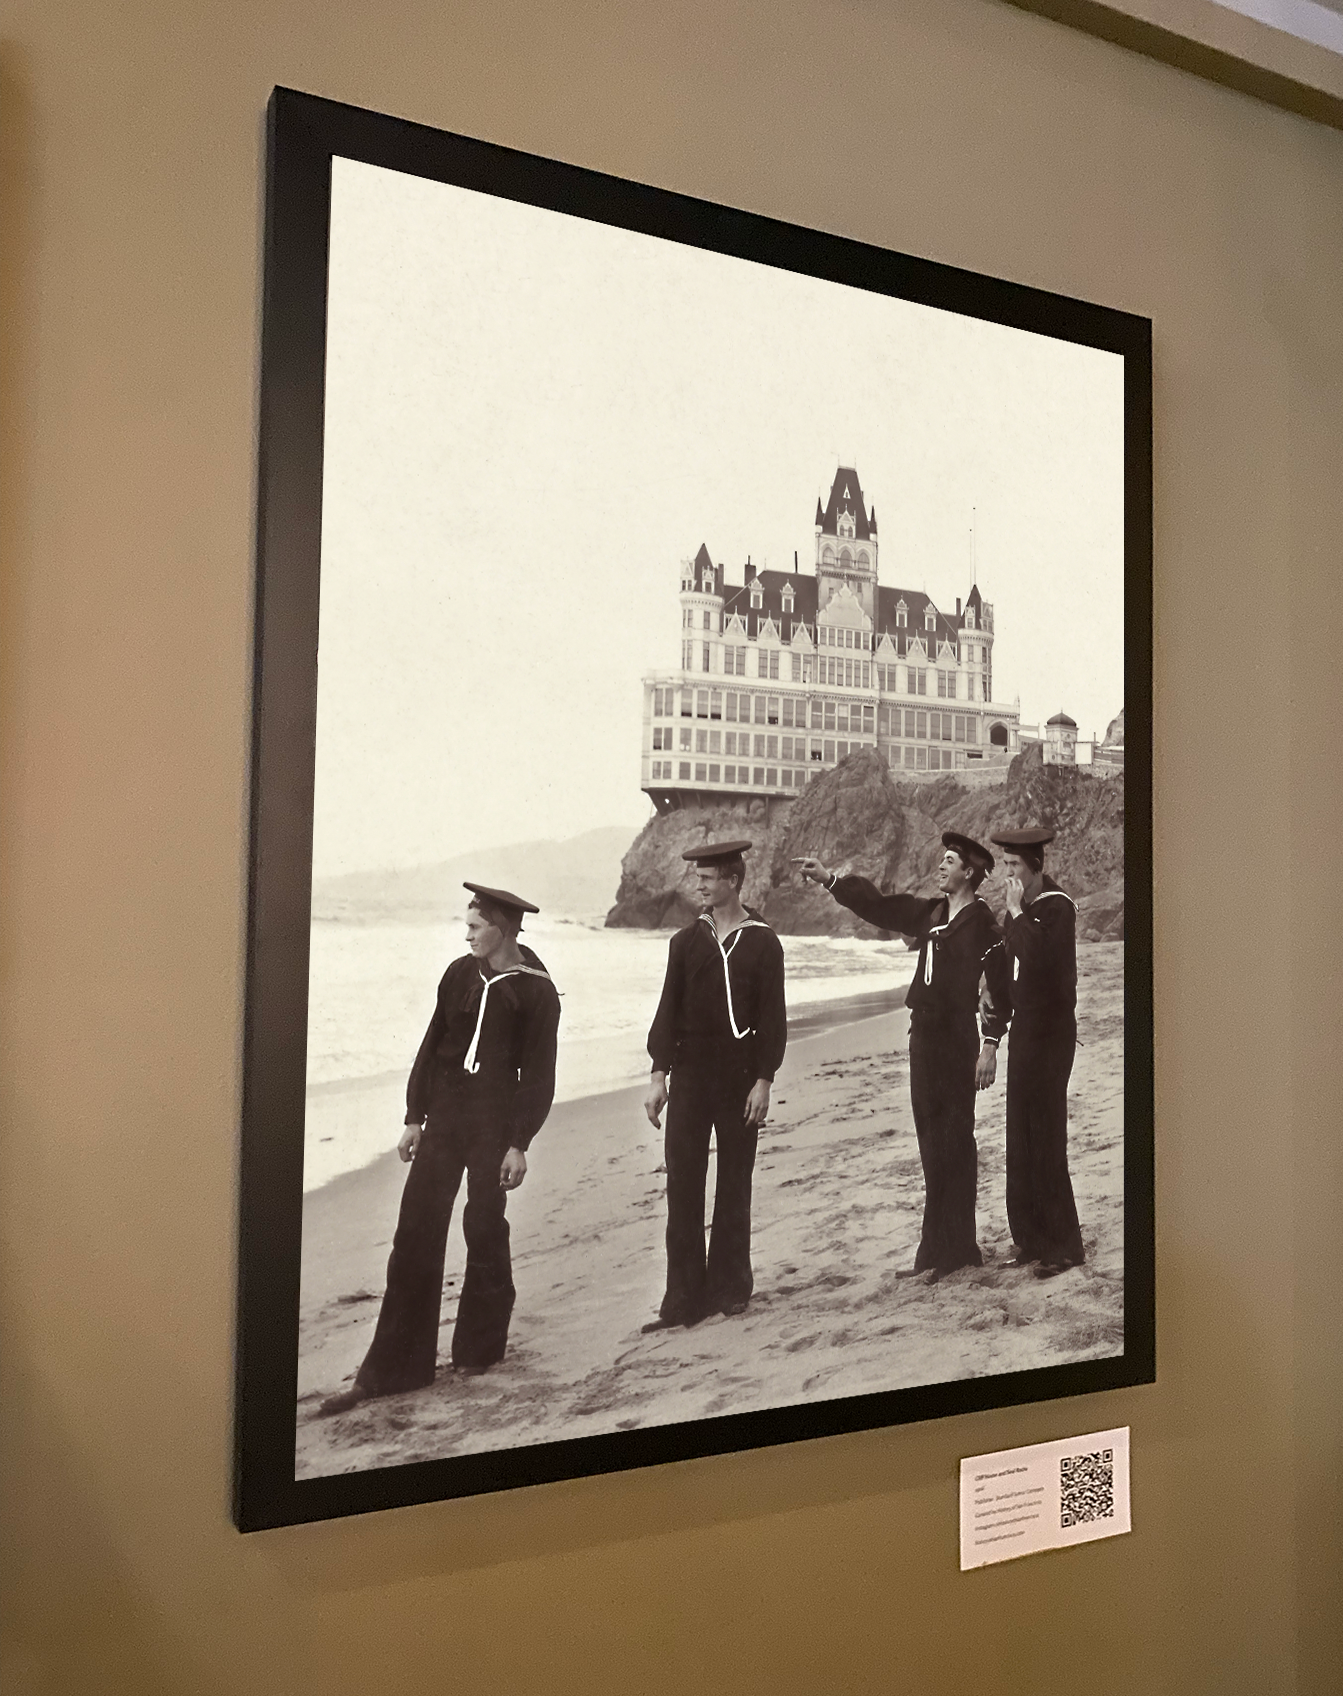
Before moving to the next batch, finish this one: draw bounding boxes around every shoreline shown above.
[302,985,912,1195]
[297,942,1125,1479]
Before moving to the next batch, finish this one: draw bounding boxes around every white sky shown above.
[314,156,1124,877]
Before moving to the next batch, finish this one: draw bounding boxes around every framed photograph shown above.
[236,86,1152,1531]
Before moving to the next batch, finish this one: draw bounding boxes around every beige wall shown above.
[3,2,1342,1691]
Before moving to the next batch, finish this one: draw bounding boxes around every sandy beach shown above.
[296,941,1124,1479]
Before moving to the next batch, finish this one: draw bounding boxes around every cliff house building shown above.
[642,467,1023,812]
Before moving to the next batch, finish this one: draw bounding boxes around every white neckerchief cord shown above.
[699,913,771,1040]
[923,897,991,986]
[463,963,553,1074]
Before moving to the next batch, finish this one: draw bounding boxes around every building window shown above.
[680,728,692,750]
[766,736,778,759]
[862,704,875,735]
[823,740,835,762]
[695,690,709,717]
[652,728,664,750]
[767,696,780,724]
[679,762,691,779]
[916,747,927,769]
[937,669,956,699]
[811,743,823,761]
[694,762,706,781]
[753,766,765,785]
[725,693,738,723]
[965,606,976,629]
[750,734,762,758]
[682,608,693,628]
[904,746,915,768]
[724,731,736,756]
[750,588,763,609]
[766,768,777,787]
[702,643,711,672]
[907,667,927,697]
[710,689,722,720]
[809,700,822,729]
[701,610,711,630]
[709,763,720,782]
[824,700,835,732]
[837,741,849,760]
[682,641,694,670]
[709,730,721,754]
[723,765,735,784]
[925,606,936,630]
[695,730,707,753]
[896,601,907,628]
[916,711,927,740]
[954,716,966,744]
[966,717,978,745]
[764,650,780,680]
[751,695,765,724]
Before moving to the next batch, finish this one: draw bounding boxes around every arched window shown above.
[989,722,1008,747]
[857,550,870,569]
[822,545,835,566]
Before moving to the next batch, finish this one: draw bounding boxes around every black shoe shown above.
[641,1312,701,1333]
[1034,1260,1078,1280]
[720,1300,749,1317]
[317,1383,372,1417]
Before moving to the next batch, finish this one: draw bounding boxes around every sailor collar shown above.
[461,952,553,1074]
[695,908,771,1041]
[926,894,992,940]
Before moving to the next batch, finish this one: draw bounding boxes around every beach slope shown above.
[296,942,1124,1479]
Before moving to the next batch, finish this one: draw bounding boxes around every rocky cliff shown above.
[605,745,1125,941]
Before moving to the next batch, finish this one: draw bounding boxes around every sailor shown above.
[989,826,1085,1278]
[318,883,560,1414]
[642,840,787,1329]
[795,834,1011,1281]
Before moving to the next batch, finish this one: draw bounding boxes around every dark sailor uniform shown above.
[1001,875,1085,1267]
[827,878,1011,1274]
[647,909,787,1322]
[353,945,560,1393]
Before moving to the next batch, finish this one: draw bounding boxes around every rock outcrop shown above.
[606,745,1125,941]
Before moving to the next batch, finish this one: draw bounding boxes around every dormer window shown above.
[925,605,937,631]
[965,606,976,629]
[750,586,763,609]
[782,587,794,613]
[895,601,907,629]
[838,511,855,540]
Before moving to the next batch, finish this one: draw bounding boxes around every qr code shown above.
[1060,1449,1114,1528]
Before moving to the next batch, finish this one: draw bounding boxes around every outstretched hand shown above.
[792,856,833,886]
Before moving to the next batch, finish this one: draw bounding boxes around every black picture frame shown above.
[236,85,1153,1533]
